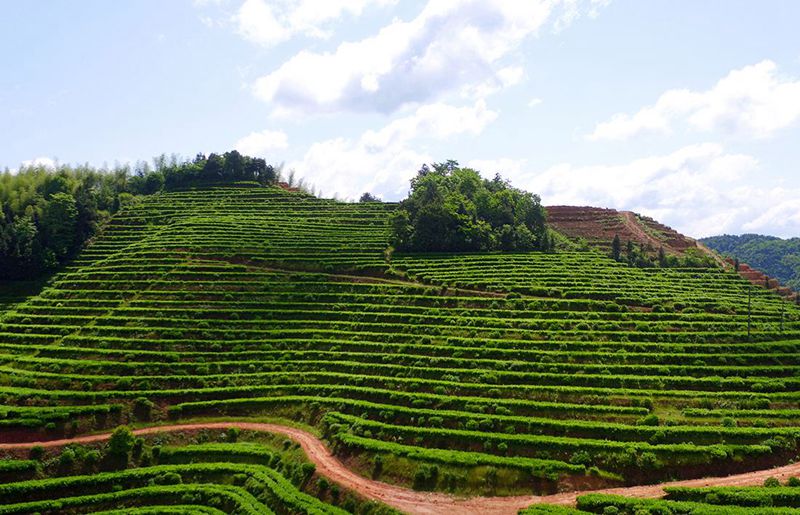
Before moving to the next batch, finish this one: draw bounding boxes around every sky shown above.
[2,0,800,238]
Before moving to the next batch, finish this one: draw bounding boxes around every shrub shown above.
[413,464,439,491]
[29,446,45,461]
[637,414,659,426]
[108,426,135,460]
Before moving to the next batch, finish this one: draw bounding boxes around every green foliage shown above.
[41,192,78,261]
[637,414,659,426]
[0,150,280,279]
[2,184,800,501]
[226,427,240,443]
[520,505,590,514]
[28,446,45,461]
[578,490,800,514]
[156,151,278,191]
[391,161,548,252]
[359,192,381,203]
[108,426,135,457]
[0,168,100,278]
[412,463,439,490]
[611,235,622,262]
[665,484,800,508]
[0,460,350,515]
[701,233,800,289]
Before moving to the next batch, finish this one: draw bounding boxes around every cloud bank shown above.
[253,0,604,115]
[588,60,800,140]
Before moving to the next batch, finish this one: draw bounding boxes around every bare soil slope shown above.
[546,206,705,256]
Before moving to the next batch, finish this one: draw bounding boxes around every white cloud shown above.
[468,144,800,238]
[289,99,497,199]
[743,197,800,234]
[253,0,605,115]
[468,157,530,179]
[527,97,543,108]
[21,156,57,169]
[233,0,395,47]
[588,60,800,141]
[234,129,289,156]
[553,0,609,32]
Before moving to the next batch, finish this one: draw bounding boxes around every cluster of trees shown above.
[611,235,716,268]
[150,151,277,192]
[701,234,800,289]
[1,151,280,279]
[1,167,124,279]
[358,192,381,203]
[391,161,553,253]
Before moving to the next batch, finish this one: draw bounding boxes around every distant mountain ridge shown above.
[700,234,800,290]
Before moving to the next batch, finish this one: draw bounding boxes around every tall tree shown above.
[658,246,667,267]
[41,192,78,260]
[611,235,622,261]
[202,153,224,182]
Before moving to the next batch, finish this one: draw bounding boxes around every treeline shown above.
[391,161,553,253]
[0,151,279,279]
[145,151,278,192]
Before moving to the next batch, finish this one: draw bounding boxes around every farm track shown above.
[620,211,663,251]
[2,422,800,515]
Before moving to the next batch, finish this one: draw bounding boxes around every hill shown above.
[546,206,718,265]
[701,234,800,290]
[0,184,799,512]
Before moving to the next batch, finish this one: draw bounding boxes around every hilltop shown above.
[545,205,715,261]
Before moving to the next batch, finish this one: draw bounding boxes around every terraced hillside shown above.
[0,423,390,515]
[523,479,800,514]
[1,184,800,510]
[546,206,709,257]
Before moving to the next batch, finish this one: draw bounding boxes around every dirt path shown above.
[619,211,663,251]
[2,422,799,514]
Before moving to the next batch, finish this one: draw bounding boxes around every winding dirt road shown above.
[2,422,799,514]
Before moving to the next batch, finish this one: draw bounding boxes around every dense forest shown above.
[0,151,278,279]
[701,234,800,289]
[391,161,552,252]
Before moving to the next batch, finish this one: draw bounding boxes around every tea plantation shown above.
[523,478,800,514]
[1,184,799,512]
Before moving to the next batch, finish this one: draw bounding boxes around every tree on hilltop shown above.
[359,192,381,203]
[390,161,548,252]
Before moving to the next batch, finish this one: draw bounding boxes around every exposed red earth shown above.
[546,205,798,300]
[3,422,799,515]
[724,258,798,300]
[545,206,705,255]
